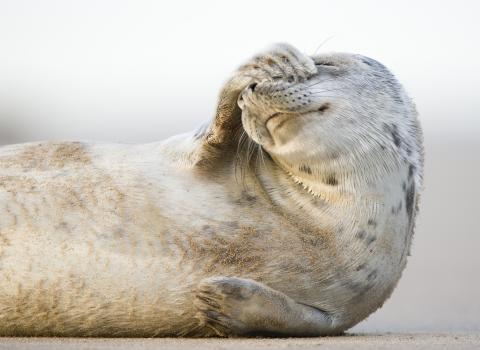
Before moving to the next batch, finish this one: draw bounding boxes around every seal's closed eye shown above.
[315,61,336,67]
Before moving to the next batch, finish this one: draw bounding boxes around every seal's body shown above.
[0,44,423,337]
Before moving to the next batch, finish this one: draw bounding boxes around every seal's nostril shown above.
[248,83,258,92]
[237,93,245,109]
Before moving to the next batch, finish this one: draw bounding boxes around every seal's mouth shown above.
[265,102,330,132]
[265,112,300,131]
[265,112,283,123]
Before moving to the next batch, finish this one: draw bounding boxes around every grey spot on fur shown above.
[344,280,365,294]
[325,174,338,186]
[366,235,377,246]
[202,225,216,236]
[367,219,377,228]
[356,231,366,240]
[55,221,70,231]
[367,270,378,281]
[408,164,416,180]
[360,56,386,70]
[405,182,416,224]
[356,263,366,271]
[362,58,375,67]
[225,221,239,229]
[328,151,340,160]
[236,191,257,205]
[299,164,312,175]
[310,196,326,207]
[383,123,402,148]
[391,201,403,215]
[299,230,327,247]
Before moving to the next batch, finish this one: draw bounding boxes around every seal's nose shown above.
[237,91,245,109]
[238,82,260,110]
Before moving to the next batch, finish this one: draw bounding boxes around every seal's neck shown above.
[242,145,406,234]
[269,147,401,201]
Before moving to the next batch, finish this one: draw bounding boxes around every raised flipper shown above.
[194,276,337,337]
[193,44,317,168]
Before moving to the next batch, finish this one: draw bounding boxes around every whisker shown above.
[303,76,358,89]
[258,144,267,170]
[312,36,335,55]
[306,95,352,102]
[309,87,351,94]
[233,124,261,193]
[234,129,249,186]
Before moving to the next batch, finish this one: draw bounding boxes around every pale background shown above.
[0,0,479,333]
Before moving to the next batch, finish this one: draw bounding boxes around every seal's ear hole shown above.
[318,103,330,113]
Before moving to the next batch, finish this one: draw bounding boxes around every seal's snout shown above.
[239,79,318,118]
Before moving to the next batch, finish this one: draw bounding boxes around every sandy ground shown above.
[0,334,479,350]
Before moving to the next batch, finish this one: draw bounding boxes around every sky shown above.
[0,0,479,144]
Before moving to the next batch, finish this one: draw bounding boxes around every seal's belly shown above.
[0,141,410,335]
[0,164,303,335]
[0,158,311,309]
[0,166,404,301]
[0,142,189,334]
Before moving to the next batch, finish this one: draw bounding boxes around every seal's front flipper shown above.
[192,44,317,168]
[188,73,250,169]
[194,276,336,337]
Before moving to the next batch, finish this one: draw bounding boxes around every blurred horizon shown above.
[1,0,479,333]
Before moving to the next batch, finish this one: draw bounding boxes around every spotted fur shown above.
[0,43,423,336]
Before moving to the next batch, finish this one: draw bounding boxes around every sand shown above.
[0,333,479,350]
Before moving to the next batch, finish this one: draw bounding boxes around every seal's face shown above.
[238,52,412,172]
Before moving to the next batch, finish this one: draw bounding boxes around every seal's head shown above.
[237,50,421,186]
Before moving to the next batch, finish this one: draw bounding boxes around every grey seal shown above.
[0,43,423,337]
